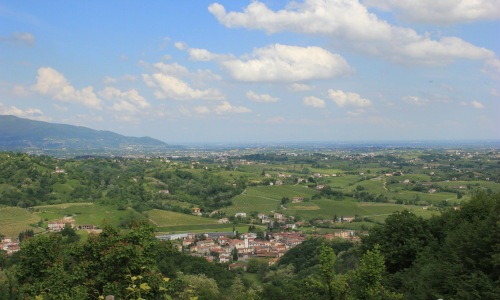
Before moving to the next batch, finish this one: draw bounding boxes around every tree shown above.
[351,244,402,300]
[362,210,432,274]
[318,243,348,300]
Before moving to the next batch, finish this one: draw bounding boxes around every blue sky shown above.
[1,0,499,143]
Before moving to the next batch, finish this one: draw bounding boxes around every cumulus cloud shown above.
[98,87,150,113]
[288,83,315,92]
[174,41,352,82]
[403,96,429,105]
[246,90,280,103]
[481,58,500,80]
[188,47,225,61]
[364,0,500,24]
[143,73,224,101]
[0,102,50,121]
[194,105,210,114]
[31,67,103,109]
[220,44,353,82]
[1,32,35,46]
[174,41,187,50]
[214,101,252,114]
[209,0,495,65]
[471,100,484,109]
[328,90,372,107]
[303,96,326,108]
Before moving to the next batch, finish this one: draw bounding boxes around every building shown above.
[48,218,75,231]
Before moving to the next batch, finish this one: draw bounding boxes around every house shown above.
[48,218,75,231]
[192,207,201,215]
[428,188,437,194]
[228,263,247,271]
[274,213,285,221]
[335,230,355,239]
[79,224,97,230]
[257,213,268,219]
[158,189,169,194]
[182,239,195,247]
[235,212,247,218]
[316,185,325,190]
[338,216,355,223]
[292,196,304,203]
[218,218,229,224]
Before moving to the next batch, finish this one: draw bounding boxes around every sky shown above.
[0,0,499,144]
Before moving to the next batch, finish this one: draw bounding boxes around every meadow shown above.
[0,207,42,237]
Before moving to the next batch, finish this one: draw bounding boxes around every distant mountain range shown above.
[0,115,172,151]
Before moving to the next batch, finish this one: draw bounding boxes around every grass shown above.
[0,207,43,237]
[146,209,219,227]
[244,185,317,200]
[222,195,279,216]
[33,203,145,228]
[156,224,249,234]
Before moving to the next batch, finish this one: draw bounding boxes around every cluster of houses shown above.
[1,236,20,255]
[157,231,306,266]
[157,228,362,269]
[48,217,99,232]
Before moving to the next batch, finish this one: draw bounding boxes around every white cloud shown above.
[174,41,187,50]
[328,90,372,107]
[214,101,252,114]
[246,90,280,103]
[347,109,366,116]
[143,73,225,101]
[12,85,31,97]
[491,88,498,97]
[303,96,325,108]
[31,67,103,109]
[0,102,50,121]
[153,62,190,76]
[209,0,495,65]
[481,58,500,80]
[220,43,353,82]
[161,54,172,61]
[403,96,428,105]
[364,0,500,24]
[98,87,150,113]
[188,48,223,61]
[471,100,484,109]
[288,83,315,92]
[0,32,35,46]
[194,105,210,114]
[103,76,118,84]
[53,104,68,111]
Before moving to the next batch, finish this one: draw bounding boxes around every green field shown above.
[147,209,219,227]
[156,224,250,234]
[34,203,145,227]
[0,207,43,237]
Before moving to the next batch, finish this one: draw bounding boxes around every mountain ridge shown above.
[0,115,172,150]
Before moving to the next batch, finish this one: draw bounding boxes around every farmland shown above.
[0,145,499,238]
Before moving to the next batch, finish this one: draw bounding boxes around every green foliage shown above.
[351,245,402,300]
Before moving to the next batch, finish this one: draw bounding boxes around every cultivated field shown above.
[0,207,42,237]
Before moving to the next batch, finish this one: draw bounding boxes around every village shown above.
[157,209,361,270]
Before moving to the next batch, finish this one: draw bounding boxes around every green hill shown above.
[0,115,171,150]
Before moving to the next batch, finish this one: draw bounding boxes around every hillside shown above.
[0,115,171,150]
